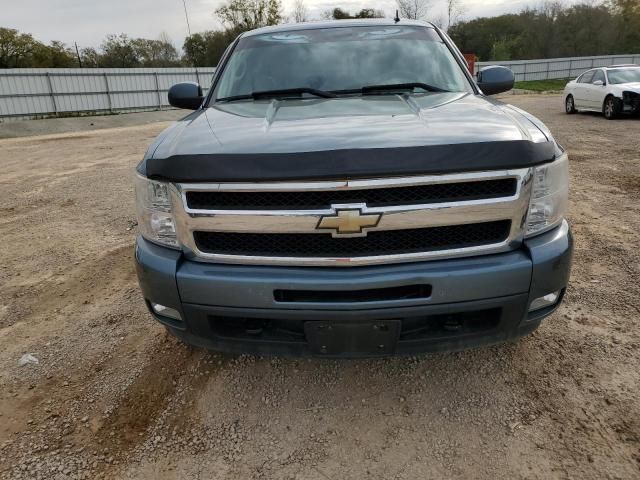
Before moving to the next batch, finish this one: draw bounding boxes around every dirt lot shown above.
[0,96,639,480]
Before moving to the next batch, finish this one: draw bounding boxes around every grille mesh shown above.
[186,179,517,210]
[193,221,511,258]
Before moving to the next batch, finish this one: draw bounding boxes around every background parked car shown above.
[564,65,640,119]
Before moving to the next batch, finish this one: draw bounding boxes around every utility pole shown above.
[74,42,83,68]
[182,0,192,37]
[182,0,197,69]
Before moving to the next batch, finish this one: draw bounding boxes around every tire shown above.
[565,95,577,114]
[603,95,621,120]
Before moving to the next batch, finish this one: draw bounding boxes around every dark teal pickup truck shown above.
[134,19,572,357]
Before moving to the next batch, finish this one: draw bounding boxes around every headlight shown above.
[134,174,179,248]
[525,152,569,237]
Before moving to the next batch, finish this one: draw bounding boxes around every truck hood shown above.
[151,92,549,158]
[143,93,557,182]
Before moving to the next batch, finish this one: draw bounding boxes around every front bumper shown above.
[135,221,573,357]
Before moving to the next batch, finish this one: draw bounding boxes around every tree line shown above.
[0,29,181,68]
[1,0,639,69]
[449,0,640,61]
[181,0,387,66]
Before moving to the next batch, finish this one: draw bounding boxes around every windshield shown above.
[607,68,640,84]
[212,26,472,102]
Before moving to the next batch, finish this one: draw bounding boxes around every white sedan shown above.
[563,65,640,119]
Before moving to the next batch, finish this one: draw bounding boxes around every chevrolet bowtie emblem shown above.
[317,207,381,237]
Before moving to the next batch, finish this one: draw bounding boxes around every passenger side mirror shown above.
[593,80,604,86]
[477,66,515,95]
[168,82,204,110]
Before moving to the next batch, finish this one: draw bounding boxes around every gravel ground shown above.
[0,110,184,140]
[0,96,639,480]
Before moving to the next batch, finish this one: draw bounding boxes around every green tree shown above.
[132,35,181,67]
[0,28,37,68]
[100,34,139,67]
[449,14,524,60]
[609,0,640,52]
[326,7,384,19]
[0,28,76,68]
[183,29,239,67]
[354,8,384,18]
[555,4,617,57]
[183,33,208,66]
[330,8,352,19]
[32,41,76,67]
[449,2,634,61]
[490,38,517,61]
[610,0,640,15]
[215,0,284,31]
[79,47,101,67]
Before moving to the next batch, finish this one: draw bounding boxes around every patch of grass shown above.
[514,79,570,92]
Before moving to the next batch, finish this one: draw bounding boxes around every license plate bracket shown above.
[304,320,401,356]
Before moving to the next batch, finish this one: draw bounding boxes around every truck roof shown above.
[242,19,436,38]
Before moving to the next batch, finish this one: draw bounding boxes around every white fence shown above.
[0,68,216,121]
[475,54,640,82]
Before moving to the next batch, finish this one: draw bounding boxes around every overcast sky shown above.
[4,0,580,49]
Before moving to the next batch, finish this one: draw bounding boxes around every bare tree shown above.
[396,0,431,20]
[292,0,308,22]
[446,0,466,30]
[431,14,446,29]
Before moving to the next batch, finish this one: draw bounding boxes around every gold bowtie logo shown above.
[317,208,381,237]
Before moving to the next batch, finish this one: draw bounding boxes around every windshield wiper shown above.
[360,82,449,94]
[253,87,336,99]
[217,87,336,103]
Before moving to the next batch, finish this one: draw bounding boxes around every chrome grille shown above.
[171,169,533,267]
[185,178,517,210]
[193,221,511,257]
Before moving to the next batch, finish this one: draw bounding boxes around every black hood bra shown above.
[143,139,556,183]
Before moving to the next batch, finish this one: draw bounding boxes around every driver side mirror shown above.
[593,80,604,86]
[168,82,204,110]
[477,66,515,95]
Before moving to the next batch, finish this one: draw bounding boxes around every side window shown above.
[578,71,595,83]
[591,70,605,84]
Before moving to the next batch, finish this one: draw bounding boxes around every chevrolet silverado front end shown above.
[134,20,573,357]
